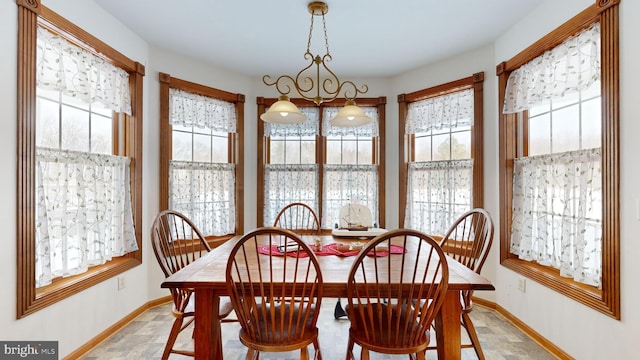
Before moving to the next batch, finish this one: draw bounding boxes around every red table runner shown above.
[258,242,406,258]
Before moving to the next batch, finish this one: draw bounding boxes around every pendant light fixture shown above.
[260,1,372,126]
[259,95,306,124]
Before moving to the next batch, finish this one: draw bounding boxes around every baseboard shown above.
[63,296,172,360]
[472,297,574,360]
[64,295,573,360]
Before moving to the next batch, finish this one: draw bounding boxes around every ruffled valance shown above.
[503,23,600,114]
[170,88,236,132]
[406,89,473,134]
[36,26,132,115]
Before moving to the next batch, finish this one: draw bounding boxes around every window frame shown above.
[256,97,386,230]
[16,0,145,318]
[159,73,245,241]
[398,72,485,230]
[496,0,620,319]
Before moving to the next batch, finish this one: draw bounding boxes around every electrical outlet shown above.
[117,276,126,290]
[517,278,526,293]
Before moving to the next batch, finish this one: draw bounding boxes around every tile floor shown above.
[79,299,556,359]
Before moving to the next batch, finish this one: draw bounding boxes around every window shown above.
[399,73,485,236]
[497,0,619,318]
[262,107,320,225]
[257,97,386,229]
[17,1,145,317]
[159,73,245,238]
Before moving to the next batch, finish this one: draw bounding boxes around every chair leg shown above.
[313,337,323,360]
[245,348,259,360]
[345,336,355,360]
[334,298,348,319]
[162,317,184,360]
[462,311,486,360]
[361,348,370,360]
[300,346,309,360]
[216,330,224,359]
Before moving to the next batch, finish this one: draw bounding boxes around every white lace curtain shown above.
[404,88,474,235]
[405,160,473,235]
[262,105,379,227]
[35,148,138,288]
[169,161,236,236]
[168,89,237,235]
[265,107,320,137]
[503,23,600,114]
[35,26,136,288]
[322,107,379,137]
[169,88,236,132]
[36,26,131,114]
[264,164,320,226]
[322,164,379,229]
[405,89,474,134]
[510,148,602,287]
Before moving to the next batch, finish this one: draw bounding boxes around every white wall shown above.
[491,0,639,359]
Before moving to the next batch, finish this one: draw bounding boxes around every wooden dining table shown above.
[161,233,495,359]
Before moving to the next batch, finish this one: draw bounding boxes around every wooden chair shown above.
[431,208,494,360]
[226,227,323,360]
[345,229,449,360]
[151,210,235,360]
[273,202,321,234]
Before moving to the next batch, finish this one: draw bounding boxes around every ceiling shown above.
[94,0,544,78]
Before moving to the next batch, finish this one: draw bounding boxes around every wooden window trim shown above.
[16,0,145,318]
[398,72,485,226]
[158,73,245,236]
[256,97,386,230]
[496,0,620,319]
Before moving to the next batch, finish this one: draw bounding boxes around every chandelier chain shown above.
[261,1,369,111]
[322,12,330,57]
[306,11,315,54]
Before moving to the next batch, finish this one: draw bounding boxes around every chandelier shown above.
[260,1,372,126]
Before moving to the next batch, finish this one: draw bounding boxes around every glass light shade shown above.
[260,96,306,124]
[330,100,372,127]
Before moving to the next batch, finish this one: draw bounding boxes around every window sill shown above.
[22,256,141,318]
[500,257,617,318]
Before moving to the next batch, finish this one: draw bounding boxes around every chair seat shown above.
[241,302,317,346]
[181,294,234,320]
[347,303,430,354]
[218,297,235,319]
